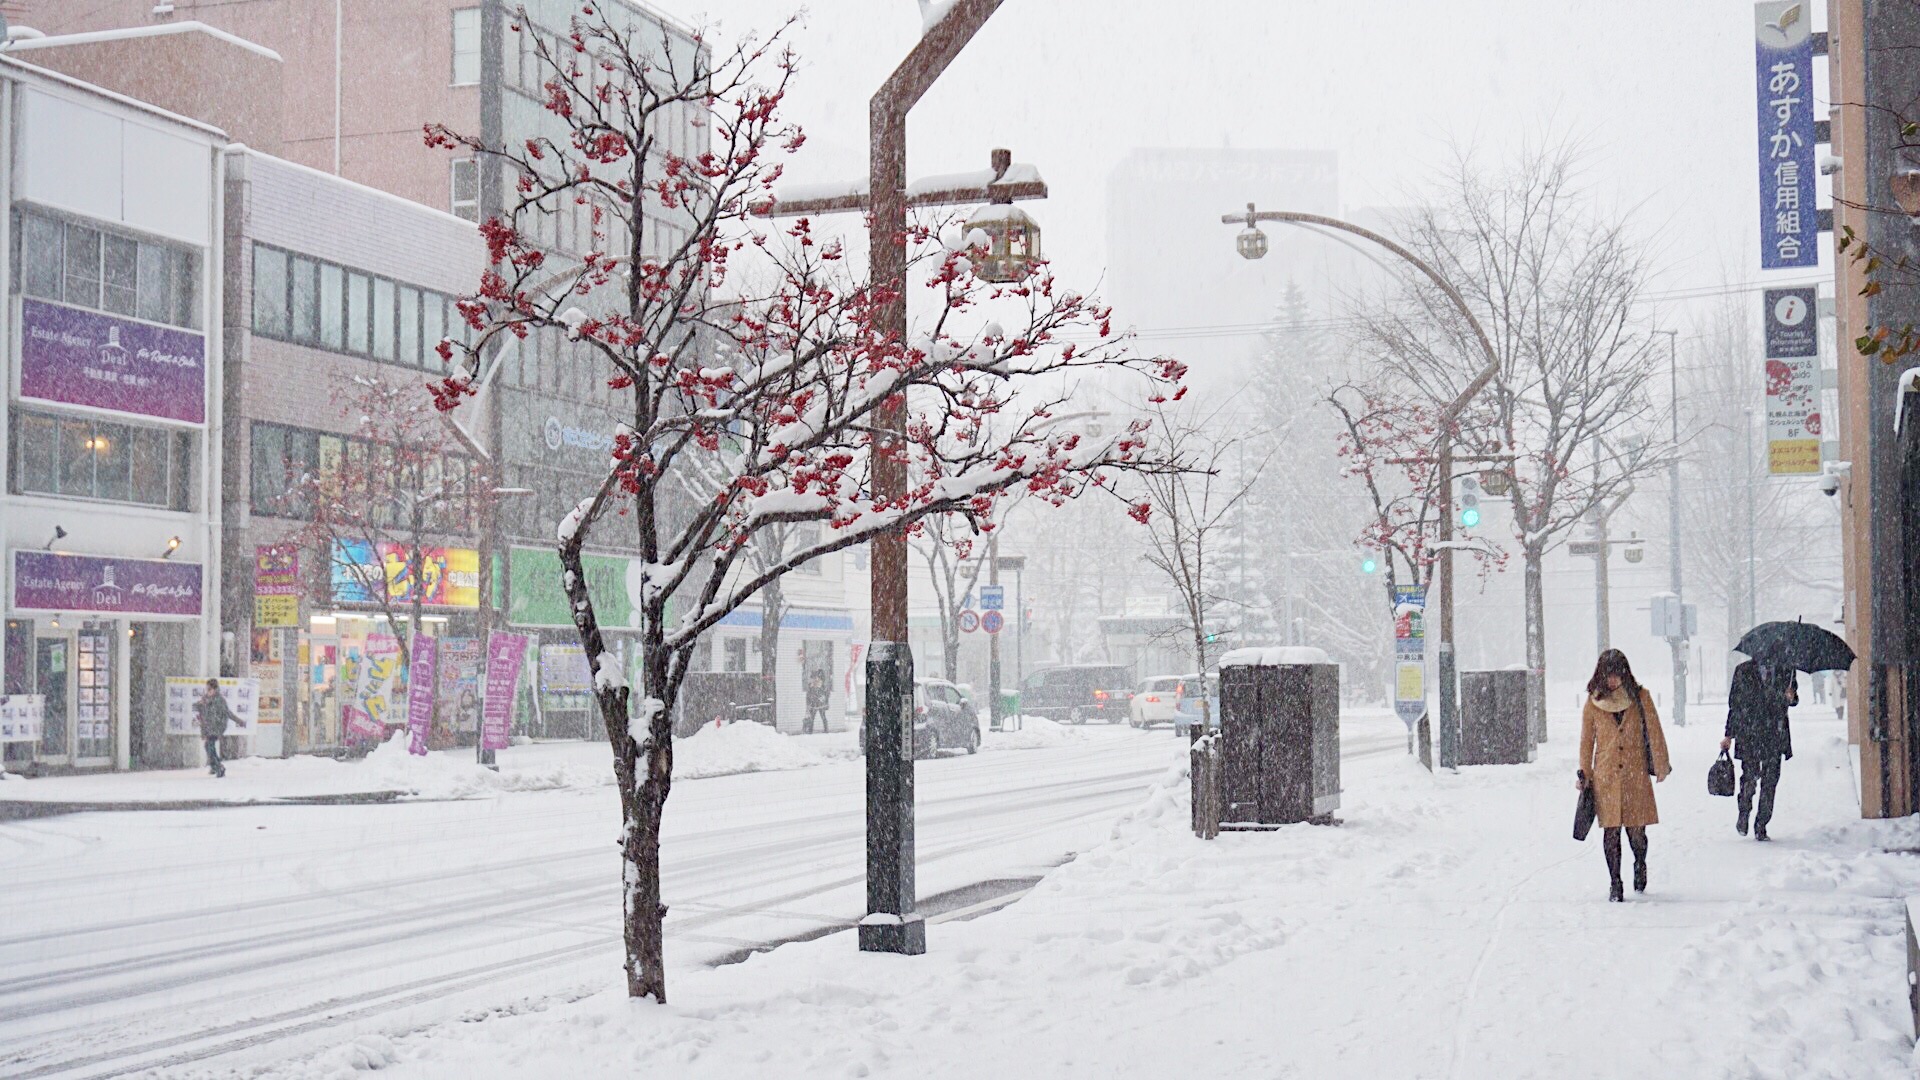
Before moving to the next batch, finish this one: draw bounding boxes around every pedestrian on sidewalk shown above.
[803,671,830,734]
[1578,650,1673,902]
[194,679,235,778]
[1721,658,1797,841]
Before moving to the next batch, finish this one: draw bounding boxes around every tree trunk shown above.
[1524,544,1547,743]
[561,540,671,1003]
[943,623,960,683]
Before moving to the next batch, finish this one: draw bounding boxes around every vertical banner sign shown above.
[405,634,438,756]
[1763,286,1822,473]
[1754,2,1817,270]
[482,631,531,751]
[1392,585,1428,729]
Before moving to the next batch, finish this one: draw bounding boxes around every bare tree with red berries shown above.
[426,7,1181,1002]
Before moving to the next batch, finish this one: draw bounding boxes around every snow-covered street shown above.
[0,722,1305,1079]
[5,708,1916,1079]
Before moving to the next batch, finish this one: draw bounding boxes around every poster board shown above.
[164,678,260,736]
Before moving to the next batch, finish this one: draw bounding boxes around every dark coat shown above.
[1579,687,1673,828]
[1726,660,1795,760]
[195,691,235,739]
[805,677,829,710]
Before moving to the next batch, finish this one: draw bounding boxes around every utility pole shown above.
[987,532,1002,730]
[1655,329,1687,726]
[1593,510,1611,653]
[1744,404,1758,626]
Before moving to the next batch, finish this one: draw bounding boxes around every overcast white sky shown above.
[649,0,1830,337]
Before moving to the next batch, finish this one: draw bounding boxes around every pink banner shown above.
[482,632,530,751]
[406,634,438,756]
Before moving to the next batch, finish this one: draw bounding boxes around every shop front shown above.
[272,540,484,754]
[3,550,207,771]
[505,544,646,740]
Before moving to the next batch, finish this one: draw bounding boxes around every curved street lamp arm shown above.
[1223,205,1501,424]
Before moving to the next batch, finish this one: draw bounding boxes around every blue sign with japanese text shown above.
[1754,2,1818,270]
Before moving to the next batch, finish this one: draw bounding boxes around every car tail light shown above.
[1145,694,1160,703]
[1093,689,1109,702]
[915,705,928,716]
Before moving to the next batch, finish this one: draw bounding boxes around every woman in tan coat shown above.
[1578,649,1673,902]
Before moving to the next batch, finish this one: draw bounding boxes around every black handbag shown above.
[1636,698,1655,776]
[1573,770,1597,841]
[1708,750,1736,797]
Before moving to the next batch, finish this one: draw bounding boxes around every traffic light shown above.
[1361,555,1379,574]
[1458,476,1482,529]
[1203,631,1221,644]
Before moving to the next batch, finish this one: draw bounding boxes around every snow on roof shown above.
[6,20,283,63]
[1218,646,1332,668]
[0,53,227,139]
[241,148,479,233]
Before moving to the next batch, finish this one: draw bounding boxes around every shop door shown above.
[34,636,72,763]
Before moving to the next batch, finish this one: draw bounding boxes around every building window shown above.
[252,245,289,339]
[251,420,472,526]
[451,8,481,86]
[372,277,396,361]
[319,263,345,350]
[346,269,371,354]
[450,159,479,221]
[398,285,421,368]
[14,209,200,330]
[9,407,191,510]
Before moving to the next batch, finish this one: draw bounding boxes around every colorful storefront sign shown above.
[331,541,479,609]
[254,543,301,627]
[508,546,642,628]
[341,633,401,740]
[18,298,207,424]
[437,637,484,733]
[12,550,203,617]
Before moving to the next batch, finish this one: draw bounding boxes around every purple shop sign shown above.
[12,550,203,617]
[482,632,530,751]
[406,633,438,757]
[18,298,207,424]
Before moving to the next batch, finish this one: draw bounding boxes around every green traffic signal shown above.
[1361,556,1378,574]
[1459,507,1481,528]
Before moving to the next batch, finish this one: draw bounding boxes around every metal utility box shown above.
[1217,651,1341,826]
[1460,670,1534,765]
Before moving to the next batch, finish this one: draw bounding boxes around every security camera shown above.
[1820,460,1852,496]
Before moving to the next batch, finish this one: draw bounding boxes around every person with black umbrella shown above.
[1721,660,1795,840]
[1720,619,1853,841]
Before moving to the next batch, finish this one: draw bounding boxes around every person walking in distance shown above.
[195,678,235,778]
[1722,658,1798,841]
[803,671,830,734]
[1578,650,1673,902]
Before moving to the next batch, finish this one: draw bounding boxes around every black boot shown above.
[1603,827,1624,901]
[1627,827,1649,894]
[1754,825,1769,842]
[1633,862,1647,893]
[1736,814,1749,836]
[1609,880,1624,902]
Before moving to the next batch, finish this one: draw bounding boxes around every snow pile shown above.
[355,735,611,799]
[273,705,1920,1079]
[673,721,828,779]
[982,714,1087,751]
[1218,645,1331,667]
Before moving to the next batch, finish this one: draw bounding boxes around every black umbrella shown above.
[1733,620,1856,673]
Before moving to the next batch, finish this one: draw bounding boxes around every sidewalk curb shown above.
[0,790,426,820]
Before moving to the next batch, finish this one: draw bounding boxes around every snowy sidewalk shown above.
[277,706,1920,1080]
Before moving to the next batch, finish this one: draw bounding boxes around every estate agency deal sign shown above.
[12,550,204,617]
[18,299,207,424]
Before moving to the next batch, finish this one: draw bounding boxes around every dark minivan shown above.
[1019,664,1135,724]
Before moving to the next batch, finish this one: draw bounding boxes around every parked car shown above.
[1020,664,1135,724]
[1129,675,1187,728]
[857,677,981,758]
[1171,673,1221,736]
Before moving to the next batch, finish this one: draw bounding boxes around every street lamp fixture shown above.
[965,148,1043,283]
[1236,226,1269,261]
